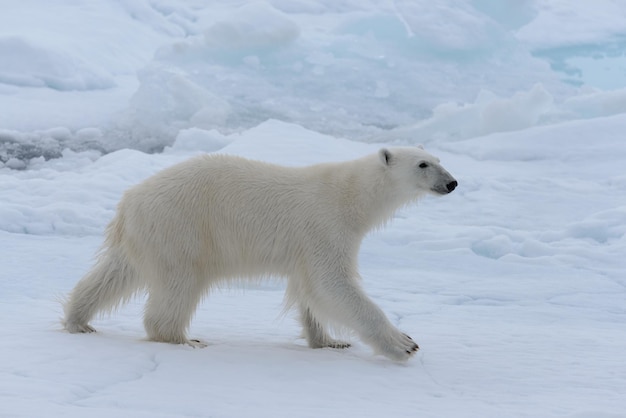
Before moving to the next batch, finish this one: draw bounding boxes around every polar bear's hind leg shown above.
[300,306,351,349]
[143,265,206,346]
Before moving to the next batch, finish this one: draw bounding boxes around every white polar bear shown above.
[63,147,457,361]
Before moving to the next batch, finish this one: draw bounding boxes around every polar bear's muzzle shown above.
[445,180,458,193]
[431,178,458,195]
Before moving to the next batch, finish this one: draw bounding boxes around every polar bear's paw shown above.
[372,329,419,362]
[323,339,352,349]
[64,321,96,334]
[309,337,351,349]
[188,339,208,348]
[400,333,419,354]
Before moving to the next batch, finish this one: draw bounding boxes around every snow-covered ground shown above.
[1,1,625,417]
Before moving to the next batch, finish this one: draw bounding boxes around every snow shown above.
[1,1,625,417]
[516,0,626,48]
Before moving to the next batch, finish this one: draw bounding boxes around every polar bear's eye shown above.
[419,162,428,168]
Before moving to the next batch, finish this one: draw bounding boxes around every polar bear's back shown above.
[113,154,347,278]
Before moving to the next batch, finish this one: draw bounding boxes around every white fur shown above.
[63,147,457,361]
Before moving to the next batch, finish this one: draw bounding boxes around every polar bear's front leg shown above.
[316,278,419,361]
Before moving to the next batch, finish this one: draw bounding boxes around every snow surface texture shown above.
[1,1,626,417]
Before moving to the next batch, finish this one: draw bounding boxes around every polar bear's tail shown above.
[63,217,141,334]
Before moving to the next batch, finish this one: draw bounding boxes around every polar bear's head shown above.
[379,146,457,197]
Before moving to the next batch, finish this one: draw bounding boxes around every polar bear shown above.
[63,147,457,361]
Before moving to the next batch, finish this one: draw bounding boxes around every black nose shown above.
[446,180,458,192]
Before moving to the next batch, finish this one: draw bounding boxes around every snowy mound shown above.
[121,1,558,147]
[0,37,114,91]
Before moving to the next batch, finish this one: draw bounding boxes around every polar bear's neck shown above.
[312,155,418,237]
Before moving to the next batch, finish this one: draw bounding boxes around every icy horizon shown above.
[2,0,626,167]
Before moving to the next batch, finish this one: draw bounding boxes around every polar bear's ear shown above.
[417,144,424,150]
[379,148,393,166]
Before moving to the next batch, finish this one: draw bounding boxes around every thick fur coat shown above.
[63,147,457,361]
